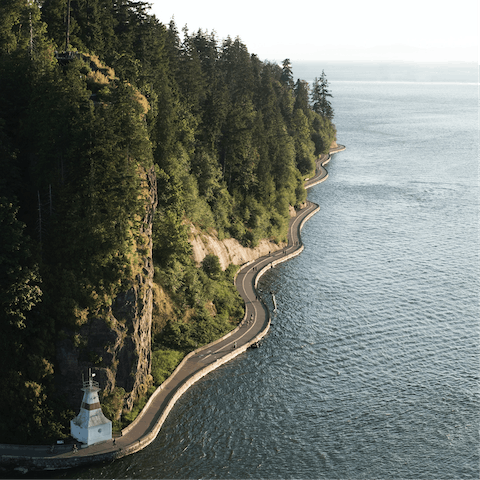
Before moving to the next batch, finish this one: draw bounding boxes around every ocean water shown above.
[56,62,479,479]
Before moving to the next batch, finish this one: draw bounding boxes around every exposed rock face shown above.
[190,225,286,271]
[56,166,157,414]
[109,263,154,411]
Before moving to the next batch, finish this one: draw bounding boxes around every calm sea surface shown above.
[57,62,479,479]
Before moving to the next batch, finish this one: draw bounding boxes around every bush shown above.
[101,387,126,431]
[151,348,185,386]
[202,254,222,280]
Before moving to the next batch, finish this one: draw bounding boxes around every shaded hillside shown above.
[0,0,336,443]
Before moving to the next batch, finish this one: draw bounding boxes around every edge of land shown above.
[0,145,346,473]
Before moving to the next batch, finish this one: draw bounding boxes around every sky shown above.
[149,0,478,64]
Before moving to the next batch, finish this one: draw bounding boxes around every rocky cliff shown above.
[190,225,290,271]
[56,166,157,415]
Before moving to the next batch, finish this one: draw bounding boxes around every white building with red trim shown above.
[70,370,112,446]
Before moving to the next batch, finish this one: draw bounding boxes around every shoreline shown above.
[0,145,345,473]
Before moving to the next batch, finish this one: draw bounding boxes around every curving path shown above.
[0,145,345,472]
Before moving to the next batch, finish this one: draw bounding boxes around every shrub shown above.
[151,348,185,386]
[101,387,126,431]
[202,254,222,280]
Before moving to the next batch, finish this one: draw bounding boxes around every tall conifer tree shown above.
[312,70,334,120]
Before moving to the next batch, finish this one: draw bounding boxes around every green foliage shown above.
[122,392,151,425]
[32,71,155,326]
[151,349,185,386]
[101,387,126,431]
[202,254,222,280]
[154,260,244,354]
[0,200,67,443]
[312,71,334,121]
[294,79,310,113]
[311,113,337,155]
[280,58,294,90]
[292,109,316,176]
[158,309,235,353]
[0,0,52,59]
[0,198,42,330]
[153,209,192,272]
[0,0,337,443]
[0,371,70,444]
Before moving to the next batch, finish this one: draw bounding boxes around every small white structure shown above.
[70,369,112,446]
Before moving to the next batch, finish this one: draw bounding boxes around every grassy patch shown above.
[151,348,185,386]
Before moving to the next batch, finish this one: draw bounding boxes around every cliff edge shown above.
[55,166,157,414]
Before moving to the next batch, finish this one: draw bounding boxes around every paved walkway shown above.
[0,145,345,471]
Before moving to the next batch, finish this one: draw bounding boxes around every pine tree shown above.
[177,28,207,114]
[280,58,294,90]
[294,78,309,113]
[0,0,33,54]
[311,70,334,120]
[291,108,316,175]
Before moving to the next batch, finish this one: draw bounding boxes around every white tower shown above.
[70,370,112,446]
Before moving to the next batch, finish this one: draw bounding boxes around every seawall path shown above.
[0,145,345,472]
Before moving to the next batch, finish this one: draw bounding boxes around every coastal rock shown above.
[56,166,157,414]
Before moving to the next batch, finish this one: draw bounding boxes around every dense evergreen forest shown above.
[0,0,336,443]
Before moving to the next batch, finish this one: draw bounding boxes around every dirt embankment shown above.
[190,225,286,270]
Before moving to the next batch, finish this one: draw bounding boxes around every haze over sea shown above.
[54,62,479,479]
